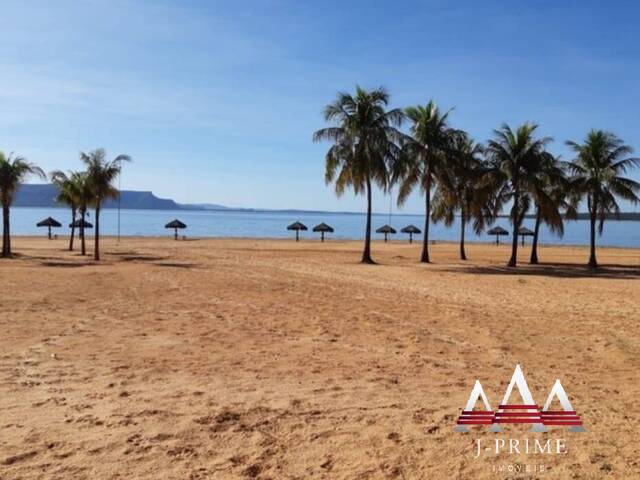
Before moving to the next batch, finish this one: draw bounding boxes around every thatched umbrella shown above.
[70,218,93,241]
[165,219,187,240]
[487,226,508,245]
[70,218,93,228]
[518,226,534,246]
[376,224,397,243]
[287,221,307,242]
[400,225,421,244]
[312,222,334,242]
[37,217,62,240]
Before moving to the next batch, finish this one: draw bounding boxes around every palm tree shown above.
[566,130,640,268]
[431,132,488,260]
[74,172,94,256]
[0,152,45,257]
[50,170,82,251]
[81,149,131,261]
[528,153,575,264]
[313,86,403,264]
[396,100,457,263]
[484,123,553,267]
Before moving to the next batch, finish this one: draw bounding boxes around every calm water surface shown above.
[9,207,640,248]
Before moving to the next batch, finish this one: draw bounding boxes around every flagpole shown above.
[117,167,121,243]
[388,186,393,226]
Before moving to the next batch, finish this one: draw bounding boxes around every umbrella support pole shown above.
[48,226,52,240]
[175,228,178,240]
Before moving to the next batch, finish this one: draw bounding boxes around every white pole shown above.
[117,165,122,242]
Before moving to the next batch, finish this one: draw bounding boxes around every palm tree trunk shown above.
[530,208,541,264]
[507,193,519,267]
[460,213,467,261]
[421,177,431,263]
[94,202,101,261]
[361,176,374,264]
[2,204,10,257]
[80,208,86,256]
[69,207,76,251]
[588,209,598,269]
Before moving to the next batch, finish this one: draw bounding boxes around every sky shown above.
[2,0,639,214]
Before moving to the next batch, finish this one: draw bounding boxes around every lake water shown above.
[8,207,640,248]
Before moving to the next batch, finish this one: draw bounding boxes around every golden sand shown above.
[1,237,639,479]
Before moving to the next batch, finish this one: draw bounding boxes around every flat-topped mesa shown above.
[14,184,186,210]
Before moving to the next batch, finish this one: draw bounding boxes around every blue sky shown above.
[2,0,639,213]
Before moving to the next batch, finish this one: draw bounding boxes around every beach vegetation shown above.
[81,149,131,261]
[566,130,640,268]
[313,86,404,264]
[0,152,45,257]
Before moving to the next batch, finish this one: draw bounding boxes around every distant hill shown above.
[13,184,204,210]
[14,184,640,219]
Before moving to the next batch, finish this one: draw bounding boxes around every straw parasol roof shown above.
[400,224,421,243]
[165,219,187,229]
[518,226,534,246]
[37,217,62,240]
[312,222,334,242]
[376,224,396,243]
[487,225,508,245]
[287,221,307,231]
[165,219,187,240]
[287,221,307,241]
[37,217,62,228]
[400,225,421,234]
[376,225,397,234]
[487,226,508,235]
[312,222,334,233]
[70,218,93,228]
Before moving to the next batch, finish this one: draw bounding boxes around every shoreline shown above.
[8,234,640,253]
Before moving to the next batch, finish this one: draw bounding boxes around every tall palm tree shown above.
[0,152,45,257]
[566,130,640,268]
[74,172,94,256]
[431,132,489,260]
[484,123,553,267]
[528,153,575,264]
[396,100,457,263]
[313,86,403,264]
[81,149,131,261]
[50,170,82,251]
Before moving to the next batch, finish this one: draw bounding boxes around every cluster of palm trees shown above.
[314,86,640,268]
[0,149,131,260]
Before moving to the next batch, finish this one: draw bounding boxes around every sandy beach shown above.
[1,237,639,479]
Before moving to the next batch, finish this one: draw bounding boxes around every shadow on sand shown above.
[40,261,98,268]
[442,262,640,280]
[119,255,166,262]
[153,262,200,269]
